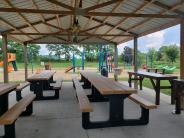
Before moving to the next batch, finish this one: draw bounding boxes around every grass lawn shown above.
[119,77,171,95]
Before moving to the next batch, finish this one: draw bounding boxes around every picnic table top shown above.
[80,71,137,95]
[128,71,178,79]
[0,83,19,96]
[27,70,56,81]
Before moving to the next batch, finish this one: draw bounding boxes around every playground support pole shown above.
[106,45,108,69]
[133,36,138,89]
[2,34,8,83]
[180,19,184,109]
[24,43,28,81]
[82,50,84,70]
[114,45,118,68]
[72,54,75,73]
[114,44,118,81]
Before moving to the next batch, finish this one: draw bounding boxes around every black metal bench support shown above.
[82,94,150,129]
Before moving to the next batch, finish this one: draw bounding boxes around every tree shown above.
[147,48,156,68]
[0,39,40,62]
[165,45,179,63]
[46,44,81,61]
[122,46,133,65]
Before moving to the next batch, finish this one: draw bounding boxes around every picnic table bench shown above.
[128,71,178,105]
[0,83,35,138]
[15,82,30,101]
[27,71,62,100]
[75,72,157,129]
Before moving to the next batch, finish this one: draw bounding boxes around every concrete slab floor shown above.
[0,82,184,138]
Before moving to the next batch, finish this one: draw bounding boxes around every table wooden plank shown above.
[80,71,137,95]
[128,71,177,79]
[0,83,19,96]
[27,70,56,81]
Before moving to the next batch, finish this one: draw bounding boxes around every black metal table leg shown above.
[33,81,43,100]
[155,79,160,105]
[88,85,108,102]
[83,78,91,89]
[109,94,127,122]
[0,94,8,115]
[128,74,132,87]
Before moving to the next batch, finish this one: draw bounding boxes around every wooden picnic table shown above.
[0,83,19,115]
[128,71,178,105]
[147,68,165,74]
[27,70,56,100]
[80,71,142,128]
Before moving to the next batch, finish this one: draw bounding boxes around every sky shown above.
[117,25,180,54]
[39,24,180,55]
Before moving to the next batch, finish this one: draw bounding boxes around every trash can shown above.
[44,64,51,70]
[101,67,108,77]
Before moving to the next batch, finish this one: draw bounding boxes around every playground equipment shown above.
[98,46,113,73]
[156,65,176,74]
[65,51,85,73]
[0,53,18,72]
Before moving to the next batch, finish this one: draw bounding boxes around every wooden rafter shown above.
[109,1,184,42]
[104,1,154,36]
[30,0,52,33]
[82,0,100,31]
[45,0,74,11]
[84,0,123,12]
[90,0,124,40]
[85,16,137,36]
[3,15,66,33]
[144,0,184,16]
[0,17,33,40]
[0,8,182,18]
[9,32,133,37]
[4,0,40,33]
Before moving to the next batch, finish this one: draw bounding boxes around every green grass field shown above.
[118,77,172,95]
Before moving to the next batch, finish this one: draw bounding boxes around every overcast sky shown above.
[39,24,180,55]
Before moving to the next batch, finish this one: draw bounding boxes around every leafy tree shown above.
[122,46,133,65]
[46,44,81,61]
[0,39,40,62]
[165,45,179,63]
[147,48,156,67]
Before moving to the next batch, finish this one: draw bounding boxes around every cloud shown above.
[39,44,49,55]
[144,31,165,49]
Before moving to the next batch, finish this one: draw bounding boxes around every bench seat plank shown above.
[16,82,30,91]
[0,94,36,125]
[129,94,157,109]
[73,77,93,113]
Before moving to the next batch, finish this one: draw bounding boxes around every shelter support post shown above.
[133,37,138,89]
[24,43,28,81]
[114,44,118,81]
[2,34,8,83]
[180,19,184,109]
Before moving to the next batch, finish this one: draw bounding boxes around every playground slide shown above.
[0,61,14,72]
[65,66,74,73]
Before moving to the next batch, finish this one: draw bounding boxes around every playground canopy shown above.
[0,0,184,82]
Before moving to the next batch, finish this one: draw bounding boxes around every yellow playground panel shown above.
[0,53,16,73]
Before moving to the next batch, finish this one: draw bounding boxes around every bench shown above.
[0,93,36,138]
[52,80,62,99]
[128,94,157,124]
[72,77,93,128]
[15,82,30,101]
